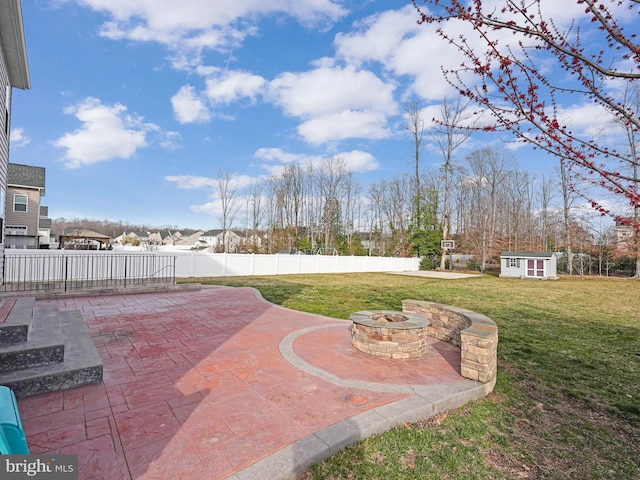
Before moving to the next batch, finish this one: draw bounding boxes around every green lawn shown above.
[180,273,640,479]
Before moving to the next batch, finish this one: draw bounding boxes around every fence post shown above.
[64,255,68,292]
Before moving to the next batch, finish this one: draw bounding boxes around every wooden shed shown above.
[500,252,557,280]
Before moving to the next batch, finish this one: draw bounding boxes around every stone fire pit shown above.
[350,310,430,359]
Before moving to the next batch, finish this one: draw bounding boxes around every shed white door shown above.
[527,259,545,277]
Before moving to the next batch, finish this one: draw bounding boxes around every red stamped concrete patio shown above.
[16,286,480,479]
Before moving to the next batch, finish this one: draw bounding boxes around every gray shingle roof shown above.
[8,163,45,192]
[501,251,554,258]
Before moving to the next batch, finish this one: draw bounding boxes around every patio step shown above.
[0,298,33,346]
[0,299,103,398]
[0,303,65,373]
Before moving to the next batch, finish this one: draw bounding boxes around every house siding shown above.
[0,0,31,275]
[0,41,9,264]
[6,186,39,234]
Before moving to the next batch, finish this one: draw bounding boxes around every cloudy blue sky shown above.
[8,0,631,230]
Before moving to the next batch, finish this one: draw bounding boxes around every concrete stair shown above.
[0,297,103,398]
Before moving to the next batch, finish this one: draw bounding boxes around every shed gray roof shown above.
[501,251,554,258]
[8,163,45,193]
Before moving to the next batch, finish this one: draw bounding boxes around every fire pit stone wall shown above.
[401,299,498,387]
[350,310,430,359]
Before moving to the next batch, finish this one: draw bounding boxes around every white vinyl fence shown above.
[173,251,419,278]
[2,250,420,289]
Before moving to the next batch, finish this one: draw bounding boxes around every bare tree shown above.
[429,96,475,268]
[315,157,348,250]
[463,148,517,271]
[558,159,576,274]
[367,181,388,255]
[504,170,534,251]
[247,180,264,253]
[616,83,640,278]
[537,173,558,252]
[405,100,426,223]
[214,170,240,253]
[342,171,362,254]
[382,175,413,256]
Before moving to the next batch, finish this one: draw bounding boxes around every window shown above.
[509,258,517,268]
[13,194,27,212]
[6,225,27,235]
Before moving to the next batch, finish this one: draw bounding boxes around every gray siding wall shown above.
[6,186,40,234]
[0,42,10,271]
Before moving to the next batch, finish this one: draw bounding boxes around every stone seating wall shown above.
[402,299,498,389]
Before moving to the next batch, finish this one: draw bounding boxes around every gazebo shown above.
[59,229,111,250]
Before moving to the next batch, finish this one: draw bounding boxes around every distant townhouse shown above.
[161,230,182,245]
[114,230,151,246]
[152,229,203,248]
[614,218,636,247]
[4,163,49,249]
[200,229,242,252]
[148,231,162,245]
[175,230,204,247]
[38,206,54,248]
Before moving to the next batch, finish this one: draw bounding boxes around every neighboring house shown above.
[161,230,182,245]
[38,205,54,248]
[0,0,30,266]
[614,218,636,247]
[200,229,242,252]
[114,230,151,246]
[174,230,204,247]
[158,229,204,248]
[4,163,45,249]
[500,252,558,280]
[148,231,162,245]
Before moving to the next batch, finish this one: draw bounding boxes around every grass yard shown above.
[180,273,640,479]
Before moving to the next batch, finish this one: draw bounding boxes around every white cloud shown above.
[254,148,311,165]
[335,6,468,102]
[158,130,182,151]
[10,128,30,147]
[165,172,258,218]
[269,65,396,118]
[334,5,421,68]
[171,85,211,124]
[165,173,256,190]
[205,70,266,105]
[79,0,347,71]
[54,97,150,168]
[336,150,379,172]
[164,174,217,189]
[268,65,397,144]
[556,103,617,139]
[189,199,222,217]
[298,111,390,144]
[172,70,266,123]
[254,147,379,173]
